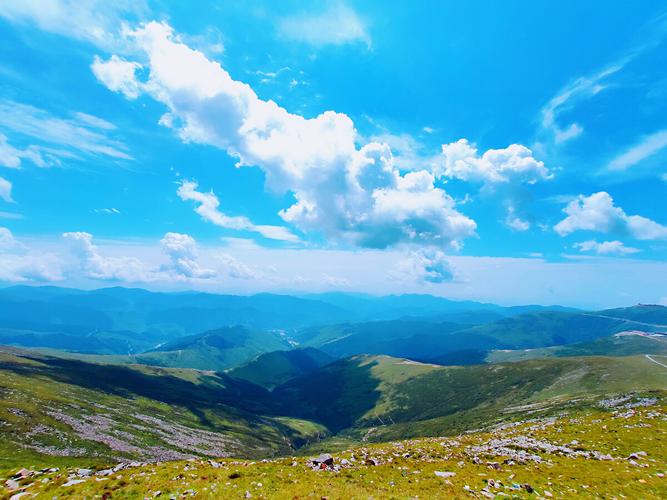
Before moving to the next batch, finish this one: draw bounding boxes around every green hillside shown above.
[227,347,333,389]
[274,354,667,441]
[133,326,292,371]
[5,395,666,499]
[0,347,325,474]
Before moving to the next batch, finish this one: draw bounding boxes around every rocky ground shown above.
[2,394,665,499]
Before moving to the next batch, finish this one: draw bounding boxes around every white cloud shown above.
[540,63,624,144]
[0,133,53,169]
[0,177,13,203]
[93,208,120,215]
[91,55,143,99]
[438,139,552,185]
[277,3,370,47]
[505,206,530,232]
[0,101,132,163]
[95,22,475,250]
[216,253,259,280]
[0,227,63,282]
[176,180,299,242]
[555,191,667,240]
[0,0,146,49]
[391,248,457,284]
[606,129,667,172]
[63,231,149,281]
[573,240,640,256]
[160,232,215,279]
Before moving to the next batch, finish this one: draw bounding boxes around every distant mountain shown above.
[300,292,578,322]
[133,326,293,371]
[0,285,580,356]
[227,347,334,389]
[293,310,647,364]
[486,332,667,363]
[595,304,667,326]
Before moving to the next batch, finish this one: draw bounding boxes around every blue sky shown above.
[0,1,666,307]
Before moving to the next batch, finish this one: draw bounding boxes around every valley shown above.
[1,287,666,497]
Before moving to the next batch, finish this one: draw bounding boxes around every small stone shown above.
[544,491,553,497]
[5,479,20,491]
[76,468,93,477]
[244,491,252,499]
[434,471,456,478]
[522,483,534,493]
[62,479,85,487]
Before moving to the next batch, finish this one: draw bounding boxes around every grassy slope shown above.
[133,326,293,371]
[274,354,667,441]
[227,348,334,389]
[5,397,666,499]
[0,348,326,475]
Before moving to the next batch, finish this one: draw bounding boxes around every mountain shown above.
[132,326,293,371]
[486,331,667,363]
[595,304,667,326]
[273,354,667,438]
[0,347,326,472]
[0,286,350,351]
[293,309,653,364]
[301,292,578,322]
[2,344,666,478]
[294,320,468,359]
[227,347,334,389]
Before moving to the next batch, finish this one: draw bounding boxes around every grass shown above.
[2,396,665,498]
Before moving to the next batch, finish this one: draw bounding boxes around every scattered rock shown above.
[312,454,334,466]
[434,471,456,478]
[62,479,86,487]
[12,469,32,480]
[4,479,20,491]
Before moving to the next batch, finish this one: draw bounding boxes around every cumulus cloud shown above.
[177,180,299,242]
[277,3,370,47]
[0,177,13,203]
[94,22,475,250]
[91,55,143,99]
[555,191,667,240]
[573,240,640,256]
[392,248,457,284]
[439,139,553,185]
[63,231,149,281]
[160,232,215,279]
[0,227,63,282]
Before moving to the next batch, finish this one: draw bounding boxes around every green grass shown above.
[3,398,665,498]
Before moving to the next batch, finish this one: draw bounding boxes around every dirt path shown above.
[645,354,667,369]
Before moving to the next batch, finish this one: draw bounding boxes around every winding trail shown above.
[645,354,667,369]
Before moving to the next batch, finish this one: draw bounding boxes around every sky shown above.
[0,0,666,308]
